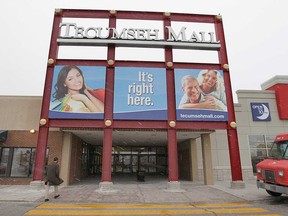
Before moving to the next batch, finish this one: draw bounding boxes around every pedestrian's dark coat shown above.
[45,161,64,185]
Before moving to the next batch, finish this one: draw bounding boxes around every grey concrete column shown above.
[190,139,198,181]
[201,134,214,185]
[61,132,72,186]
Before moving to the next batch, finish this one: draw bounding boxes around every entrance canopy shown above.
[62,129,214,146]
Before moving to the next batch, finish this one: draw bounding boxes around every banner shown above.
[251,102,271,121]
[113,67,167,120]
[174,68,228,121]
[49,65,106,119]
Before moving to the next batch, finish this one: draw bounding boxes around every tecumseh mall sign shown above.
[58,23,221,50]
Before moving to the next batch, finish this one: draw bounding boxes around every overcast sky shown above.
[0,0,287,102]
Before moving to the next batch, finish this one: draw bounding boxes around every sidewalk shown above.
[0,176,269,203]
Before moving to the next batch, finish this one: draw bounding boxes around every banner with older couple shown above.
[174,68,228,121]
[49,65,106,119]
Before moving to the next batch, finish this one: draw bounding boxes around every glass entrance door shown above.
[112,146,167,175]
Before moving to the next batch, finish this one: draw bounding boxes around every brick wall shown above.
[0,130,63,185]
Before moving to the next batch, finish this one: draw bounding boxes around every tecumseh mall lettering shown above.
[59,23,220,46]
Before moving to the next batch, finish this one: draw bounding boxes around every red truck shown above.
[256,133,288,196]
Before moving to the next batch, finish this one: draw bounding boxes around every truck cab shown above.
[256,133,288,196]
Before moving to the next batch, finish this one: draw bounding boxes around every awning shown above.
[0,130,8,142]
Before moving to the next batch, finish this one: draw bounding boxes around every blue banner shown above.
[251,102,271,121]
[113,67,167,120]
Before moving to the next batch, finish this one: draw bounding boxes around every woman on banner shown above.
[197,69,227,111]
[50,65,105,113]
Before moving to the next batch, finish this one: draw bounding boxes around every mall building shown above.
[0,75,287,186]
[0,9,287,188]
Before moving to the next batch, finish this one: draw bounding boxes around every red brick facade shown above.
[0,130,63,185]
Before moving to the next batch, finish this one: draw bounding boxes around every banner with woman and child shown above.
[174,68,228,121]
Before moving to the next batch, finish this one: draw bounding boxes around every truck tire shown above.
[266,190,282,196]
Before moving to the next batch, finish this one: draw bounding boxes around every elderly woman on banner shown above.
[197,69,227,111]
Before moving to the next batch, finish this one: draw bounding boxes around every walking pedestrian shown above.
[44,157,64,202]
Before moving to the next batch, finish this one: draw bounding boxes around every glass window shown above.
[122,155,132,173]
[157,147,167,154]
[265,136,275,150]
[112,146,167,175]
[148,155,156,173]
[0,148,10,177]
[140,155,148,172]
[11,148,32,177]
[249,135,276,173]
[156,156,167,175]
[29,148,48,178]
[249,135,265,149]
[148,147,156,155]
[29,148,36,177]
[269,141,288,159]
[0,147,46,178]
[131,155,138,173]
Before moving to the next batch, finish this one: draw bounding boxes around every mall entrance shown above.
[70,129,213,184]
[83,145,168,177]
[64,128,216,186]
[112,146,167,176]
